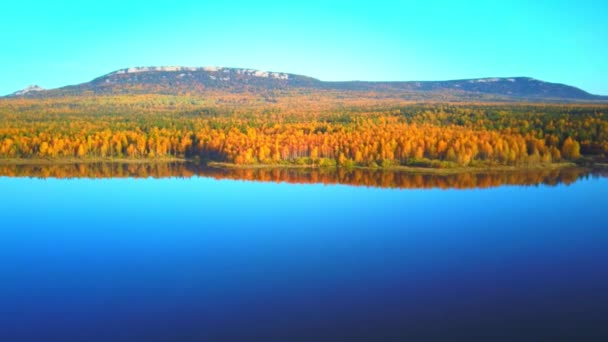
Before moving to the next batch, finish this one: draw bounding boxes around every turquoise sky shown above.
[1,0,607,95]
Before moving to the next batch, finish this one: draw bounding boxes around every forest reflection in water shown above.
[0,162,605,190]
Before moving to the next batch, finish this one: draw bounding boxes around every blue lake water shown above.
[1,167,607,340]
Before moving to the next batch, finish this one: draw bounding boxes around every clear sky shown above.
[1,0,607,95]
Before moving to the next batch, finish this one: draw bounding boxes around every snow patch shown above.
[234,68,288,79]
[108,66,289,80]
[12,85,45,96]
[253,70,269,78]
[203,66,223,72]
[271,72,289,80]
[469,78,502,83]
[112,66,219,75]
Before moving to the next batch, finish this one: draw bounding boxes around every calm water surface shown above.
[0,166,607,340]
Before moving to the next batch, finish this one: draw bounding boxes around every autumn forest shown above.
[1,93,607,170]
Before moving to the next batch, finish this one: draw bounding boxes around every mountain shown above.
[6,66,607,102]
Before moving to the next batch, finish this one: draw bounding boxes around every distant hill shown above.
[6,66,607,102]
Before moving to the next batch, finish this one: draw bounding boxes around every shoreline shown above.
[206,161,580,175]
[0,158,585,174]
[0,157,186,166]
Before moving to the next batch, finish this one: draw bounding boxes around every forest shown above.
[0,93,607,170]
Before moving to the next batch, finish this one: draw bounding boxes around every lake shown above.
[1,164,607,341]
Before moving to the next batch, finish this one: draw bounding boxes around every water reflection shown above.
[1,163,606,340]
[0,162,605,189]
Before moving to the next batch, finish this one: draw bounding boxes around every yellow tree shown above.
[561,137,581,159]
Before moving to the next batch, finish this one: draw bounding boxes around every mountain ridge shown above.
[6,66,607,102]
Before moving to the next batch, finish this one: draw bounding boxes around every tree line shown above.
[0,96,606,168]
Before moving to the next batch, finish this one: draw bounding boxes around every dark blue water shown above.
[1,173,607,341]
